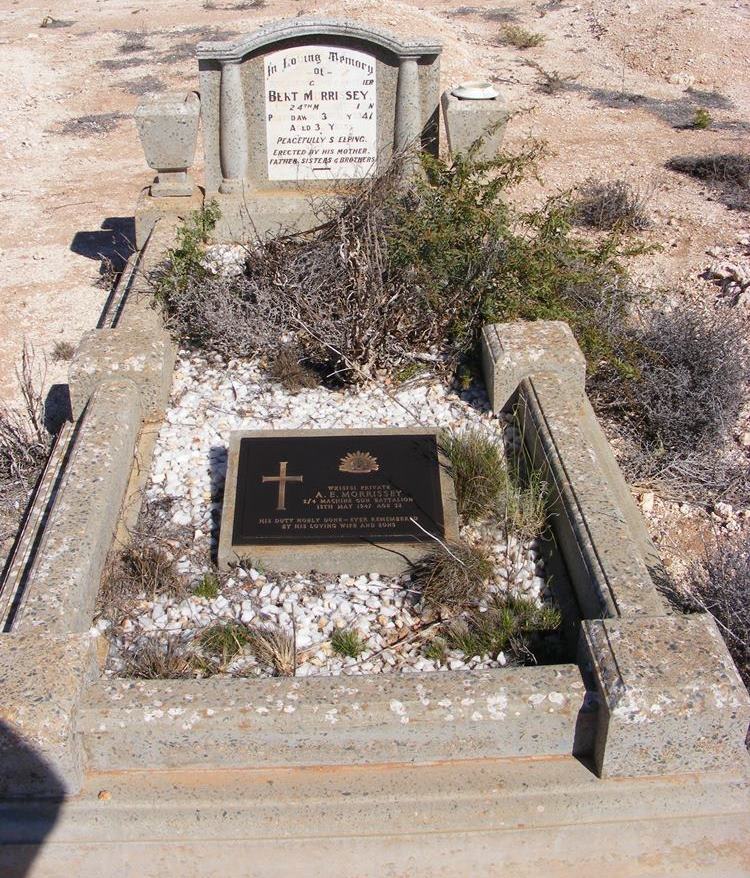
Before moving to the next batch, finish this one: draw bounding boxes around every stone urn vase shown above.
[441,82,508,161]
[134,91,200,197]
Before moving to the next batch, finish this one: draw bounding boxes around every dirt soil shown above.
[1,0,748,573]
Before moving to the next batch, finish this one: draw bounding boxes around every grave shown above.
[218,428,458,573]
[0,15,748,878]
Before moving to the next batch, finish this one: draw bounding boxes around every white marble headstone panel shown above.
[264,44,377,181]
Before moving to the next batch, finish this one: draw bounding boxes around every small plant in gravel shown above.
[267,344,320,392]
[692,108,712,130]
[499,24,545,49]
[445,593,561,661]
[51,340,75,362]
[574,178,651,232]
[440,428,506,520]
[124,638,193,679]
[248,625,296,676]
[423,636,448,665]
[331,627,366,659]
[413,543,494,609]
[194,572,220,599]
[199,622,250,665]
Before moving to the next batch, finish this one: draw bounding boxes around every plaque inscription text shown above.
[232,434,445,545]
[264,44,377,181]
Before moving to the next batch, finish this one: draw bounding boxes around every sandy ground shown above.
[0,0,748,568]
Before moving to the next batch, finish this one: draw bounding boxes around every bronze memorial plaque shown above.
[219,428,458,573]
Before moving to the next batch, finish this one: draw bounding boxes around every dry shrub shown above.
[592,302,749,502]
[667,153,750,210]
[499,24,545,49]
[98,498,192,619]
[267,344,320,391]
[0,345,50,493]
[413,543,494,608]
[155,143,548,384]
[574,178,651,232]
[99,542,181,620]
[669,530,749,690]
[124,637,193,679]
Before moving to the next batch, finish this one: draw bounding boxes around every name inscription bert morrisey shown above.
[231,434,446,546]
[264,44,377,181]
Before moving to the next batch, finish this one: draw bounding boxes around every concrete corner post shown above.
[441,87,509,160]
[68,327,176,422]
[481,320,586,412]
[581,614,750,777]
[0,632,96,797]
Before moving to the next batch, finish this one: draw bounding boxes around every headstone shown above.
[195,18,442,236]
[218,428,458,573]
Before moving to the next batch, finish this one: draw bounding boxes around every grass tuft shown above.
[423,636,448,664]
[51,340,75,362]
[331,628,366,658]
[440,428,506,520]
[247,625,296,676]
[194,572,220,599]
[124,638,192,679]
[199,622,250,664]
[445,593,561,661]
[412,543,494,608]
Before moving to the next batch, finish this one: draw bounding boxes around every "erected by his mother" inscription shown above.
[264,44,377,181]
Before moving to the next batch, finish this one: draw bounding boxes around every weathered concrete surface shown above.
[481,321,587,412]
[517,372,667,618]
[134,91,200,197]
[582,614,750,777]
[441,89,509,159]
[80,664,593,770]
[1,758,747,877]
[0,631,95,797]
[134,185,203,252]
[13,379,142,634]
[69,326,175,421]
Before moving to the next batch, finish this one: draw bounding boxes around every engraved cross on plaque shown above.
[261,461,304,511]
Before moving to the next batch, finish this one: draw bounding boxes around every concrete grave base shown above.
[1,760,748,878]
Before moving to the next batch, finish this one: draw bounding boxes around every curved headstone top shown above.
[196,16,443,62]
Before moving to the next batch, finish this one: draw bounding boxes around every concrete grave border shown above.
[0,21,748,866]
[0,217,746,801]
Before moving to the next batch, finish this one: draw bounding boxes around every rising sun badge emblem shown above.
[338,451,379,474]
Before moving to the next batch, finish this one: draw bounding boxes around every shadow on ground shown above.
[0,721,64,878]
[70,216,135,277]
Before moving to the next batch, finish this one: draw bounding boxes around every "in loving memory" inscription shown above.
[264,44,377,181]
